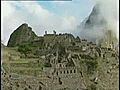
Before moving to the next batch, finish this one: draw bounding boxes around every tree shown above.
[18,44,31,57]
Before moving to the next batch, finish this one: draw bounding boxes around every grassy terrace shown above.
[9,57,40,61]
[9,60,29,63]
[9,58,42,62]
[2,45,43,75]
[9,58,43,66]
[10,67,43,75]
[10,67,43,71]
[9,58,43,74]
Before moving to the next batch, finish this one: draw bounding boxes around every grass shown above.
[2,45,44,76]
[11,67,43,70]
[10,67,43,75]
[9,60,29,64]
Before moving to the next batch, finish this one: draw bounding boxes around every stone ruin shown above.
[1,31,119,90]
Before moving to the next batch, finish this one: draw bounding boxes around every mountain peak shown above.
[7,23,38,47]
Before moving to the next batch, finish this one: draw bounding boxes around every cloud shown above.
[78,0,118,42]
[1,1,79,45]
[93,0,118,39]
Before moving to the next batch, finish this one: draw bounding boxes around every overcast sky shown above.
[1,0,95,45]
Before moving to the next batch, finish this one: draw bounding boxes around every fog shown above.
[79,0,118,42]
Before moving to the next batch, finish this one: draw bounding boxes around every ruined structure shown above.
[1,25,119,90]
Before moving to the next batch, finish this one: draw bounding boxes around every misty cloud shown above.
[78,0,118,42]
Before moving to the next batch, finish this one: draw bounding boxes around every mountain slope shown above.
[7,23,38,47]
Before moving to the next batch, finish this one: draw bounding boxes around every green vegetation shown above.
[79,53,98,74]
[88,84,96,90]
[44,62,52,67]
[18,44,31,57]
[80,54,93,60]
[86,59,98,74]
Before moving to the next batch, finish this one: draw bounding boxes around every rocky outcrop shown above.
[7,23,38,47]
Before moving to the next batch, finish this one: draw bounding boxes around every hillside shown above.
[1,25,119,90]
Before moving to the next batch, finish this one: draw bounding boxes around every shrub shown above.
[18,44,31,57]
[88,84,97,90]
[84,59,98,74]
